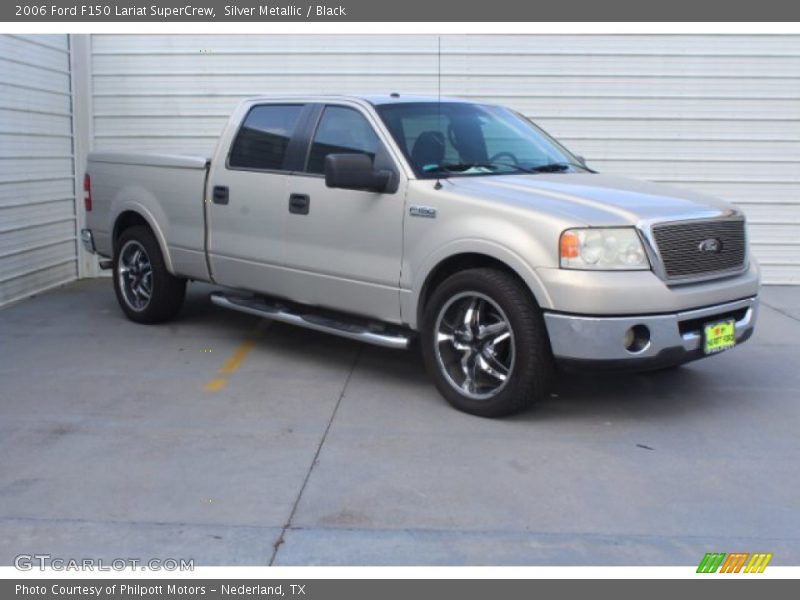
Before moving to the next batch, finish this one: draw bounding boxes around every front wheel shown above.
[421,268,554,418]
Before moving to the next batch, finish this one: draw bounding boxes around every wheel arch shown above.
[411,245,553,330]
[111,207,175,274]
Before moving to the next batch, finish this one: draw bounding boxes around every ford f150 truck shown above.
[82,95,759,417]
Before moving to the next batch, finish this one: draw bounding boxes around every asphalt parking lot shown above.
[1,280,798,566]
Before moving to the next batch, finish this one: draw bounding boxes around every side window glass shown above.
[307,106,381,174]
[229,104,304,170]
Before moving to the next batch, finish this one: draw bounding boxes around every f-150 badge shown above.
[409,205,437,219]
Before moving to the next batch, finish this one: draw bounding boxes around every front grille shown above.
[651,218,746,280]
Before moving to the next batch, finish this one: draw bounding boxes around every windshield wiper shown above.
[529,163,572,173]
[424,162,492,173]
[529,161,594,173]
[424,161,586,176]
[424,162,534,175]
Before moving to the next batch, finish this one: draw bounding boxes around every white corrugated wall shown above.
[0,35,79,306]
[89,34,800,284]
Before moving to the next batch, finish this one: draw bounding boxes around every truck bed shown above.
[85,152,211,281]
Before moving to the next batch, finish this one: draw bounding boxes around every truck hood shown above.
[449,172,739,226]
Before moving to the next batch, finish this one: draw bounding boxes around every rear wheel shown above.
[113,225,186,323]
[421,268,553,417]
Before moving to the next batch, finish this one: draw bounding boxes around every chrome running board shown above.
[210,292,411,350]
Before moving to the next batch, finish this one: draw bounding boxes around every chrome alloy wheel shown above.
[433,292,516,400]
[117,240,153,311]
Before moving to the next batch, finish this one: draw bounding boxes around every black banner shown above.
[4,579,798,600]
[4,0,800,22]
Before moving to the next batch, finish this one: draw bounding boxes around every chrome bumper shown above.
[543,296,758,368]
[80,229,96,254]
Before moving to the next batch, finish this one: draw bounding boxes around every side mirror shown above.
[324,154,393,193]
[575,155,587,167]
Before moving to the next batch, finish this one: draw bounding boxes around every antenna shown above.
[438,35,442,105]
[435,36,443,190]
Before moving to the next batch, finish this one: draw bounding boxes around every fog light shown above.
[624,325,651,353]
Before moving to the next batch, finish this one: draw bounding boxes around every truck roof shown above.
[359,94,474,105]
[244,94,477,106]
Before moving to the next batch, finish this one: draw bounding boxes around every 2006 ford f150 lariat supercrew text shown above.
[82,95,759,417]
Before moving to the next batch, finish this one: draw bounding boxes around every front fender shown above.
[402,238,554,329]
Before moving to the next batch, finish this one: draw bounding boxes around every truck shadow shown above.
[261,324,719,423]
[177,285,728,422]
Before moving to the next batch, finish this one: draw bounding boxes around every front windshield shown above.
[375,102,586,178]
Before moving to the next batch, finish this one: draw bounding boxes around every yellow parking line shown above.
[220,338,258,374]
[204,377,228,392]
[203,322,266,392]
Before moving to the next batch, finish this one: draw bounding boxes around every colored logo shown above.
[697,552,773,573]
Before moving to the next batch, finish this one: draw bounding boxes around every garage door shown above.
[0,34,78,306]
[91,34,800,284]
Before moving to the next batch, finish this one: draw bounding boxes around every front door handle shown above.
[289,193,310,215]
[212,186,229,205]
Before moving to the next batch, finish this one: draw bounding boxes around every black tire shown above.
[113,225,186,324]
[420,268,553,418]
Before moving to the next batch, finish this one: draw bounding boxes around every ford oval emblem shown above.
[698,238,722,253]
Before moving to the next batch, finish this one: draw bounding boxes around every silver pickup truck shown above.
[82,95,759,417]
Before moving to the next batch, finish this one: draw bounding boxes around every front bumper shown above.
[543,296,758,370]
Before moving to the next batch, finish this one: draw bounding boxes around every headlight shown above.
[560,227,650,270]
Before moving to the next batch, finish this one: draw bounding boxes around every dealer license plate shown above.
[704,319,736,355]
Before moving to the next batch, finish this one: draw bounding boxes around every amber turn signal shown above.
[560,230,580,259]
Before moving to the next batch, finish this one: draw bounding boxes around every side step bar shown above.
[210,292,411,350]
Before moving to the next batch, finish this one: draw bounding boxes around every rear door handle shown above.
[289,193,310,215]
[212,186,229,205]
